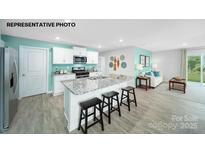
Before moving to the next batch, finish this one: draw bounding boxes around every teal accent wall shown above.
[134,48,152,78]
[2,35,96,91]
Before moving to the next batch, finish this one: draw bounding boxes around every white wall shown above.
[153,50,181,81]
[187,48,205,55]
[99,47,135,77]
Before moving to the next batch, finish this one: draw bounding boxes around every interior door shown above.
[20,46,47,98]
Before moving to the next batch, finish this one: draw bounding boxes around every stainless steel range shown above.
[72,67,89,79]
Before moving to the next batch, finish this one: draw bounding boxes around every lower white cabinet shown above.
[89,72,102,77]
[53,74,75,96]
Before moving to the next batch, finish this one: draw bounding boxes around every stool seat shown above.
[122,86,135,91]
[102,91,119,98]
[80,97,102,110]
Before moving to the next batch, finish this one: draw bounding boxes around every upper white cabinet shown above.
[53,47,73,64]
[53,47,98,64]
[73,47,87,56]
[87,51,99,64]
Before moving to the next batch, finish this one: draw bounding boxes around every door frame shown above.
[19,46,49,98]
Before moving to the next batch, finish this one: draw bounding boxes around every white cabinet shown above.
[53,47,73,64]
[89,72,102,77]
[73,47,87,56]
[87,51,99,64]
[53,74,75,96]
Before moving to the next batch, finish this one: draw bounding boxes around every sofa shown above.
[144,71,163,88]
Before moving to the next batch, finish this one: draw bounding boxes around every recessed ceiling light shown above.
[64,19,72,23]
[98,45,102,49]
[55,37,60,40]
[182,42,188,46]
[119,39,123,42]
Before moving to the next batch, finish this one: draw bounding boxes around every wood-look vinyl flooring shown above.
[5,83,205,134]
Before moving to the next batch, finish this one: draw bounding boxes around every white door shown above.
[19,46,47,98]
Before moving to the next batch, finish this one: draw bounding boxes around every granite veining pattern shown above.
[62,75,134,95]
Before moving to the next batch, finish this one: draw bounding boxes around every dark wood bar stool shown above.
[102,91,121,124]
[78,97,104,134]
[120,86,137,111]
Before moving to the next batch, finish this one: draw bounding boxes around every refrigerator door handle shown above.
[13,60,18,94]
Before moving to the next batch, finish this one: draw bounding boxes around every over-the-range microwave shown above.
[73,56,87,64]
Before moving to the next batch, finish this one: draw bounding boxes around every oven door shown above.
[73,56,87,64]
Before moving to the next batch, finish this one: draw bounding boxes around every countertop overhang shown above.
[62,75,134,95]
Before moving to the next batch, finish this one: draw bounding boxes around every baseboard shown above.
[53,92,64,96]
[47,91,53,94]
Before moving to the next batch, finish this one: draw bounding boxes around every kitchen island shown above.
[62,75,134,132]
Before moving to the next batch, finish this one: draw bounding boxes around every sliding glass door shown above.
[188,56,201,82]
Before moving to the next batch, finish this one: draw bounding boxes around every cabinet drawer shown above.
[54,74,75,81]
[89,72,102,77]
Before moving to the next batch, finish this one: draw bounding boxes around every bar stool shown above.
[120,86,137,111]
[78,97,104,134]
[102,91,121,124]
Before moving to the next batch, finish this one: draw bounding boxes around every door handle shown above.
[22,74,26,76]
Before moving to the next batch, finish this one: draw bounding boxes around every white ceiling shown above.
[1,19,205,52]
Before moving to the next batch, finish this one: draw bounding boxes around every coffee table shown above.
[169,78,186,93]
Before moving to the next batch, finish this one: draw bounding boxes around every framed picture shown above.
[140,55,145,67]
[145,56,150,67]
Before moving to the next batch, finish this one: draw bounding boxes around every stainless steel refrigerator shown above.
[0,47,18,133]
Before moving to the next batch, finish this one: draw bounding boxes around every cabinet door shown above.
[87,51,92,64]
[87,51,98,64]
[53,48,65,64]
[64,48,73,64]
[53,47,73,64]
[53,74,75,96]
[73,47,87,56]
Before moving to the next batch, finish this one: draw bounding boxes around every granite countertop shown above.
[61,75,134,95]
